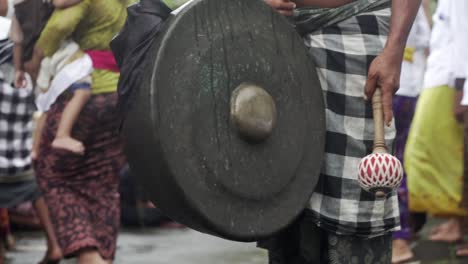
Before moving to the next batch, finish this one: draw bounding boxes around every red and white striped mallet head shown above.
[357,88,403,198]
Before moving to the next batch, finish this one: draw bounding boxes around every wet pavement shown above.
[5,218,468,264]
[4,228,267,264]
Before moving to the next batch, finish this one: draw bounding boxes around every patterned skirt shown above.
[35,92,125,260]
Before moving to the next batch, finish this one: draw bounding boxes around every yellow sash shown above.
[403,47,415,63]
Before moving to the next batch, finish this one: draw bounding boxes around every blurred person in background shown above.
[391,6,431,263]
[406,0,468,248]
[454,1,468,258]
[25,1,134,263]
[0,1,62,263]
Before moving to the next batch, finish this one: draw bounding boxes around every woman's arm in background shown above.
[0,0,7,17]
[53,0,83,9]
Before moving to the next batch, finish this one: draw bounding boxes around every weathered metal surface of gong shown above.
[123,0,325,241]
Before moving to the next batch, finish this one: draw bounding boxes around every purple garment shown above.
[392,95,418,240]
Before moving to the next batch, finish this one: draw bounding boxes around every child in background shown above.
[11,0,91,156]
[34,39,92,156]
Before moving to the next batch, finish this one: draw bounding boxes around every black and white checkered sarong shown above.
[0,71,34,179]
[303,7,399,237]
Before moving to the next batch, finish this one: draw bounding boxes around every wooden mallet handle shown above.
[357,87,402,198]
[372,88,387,153]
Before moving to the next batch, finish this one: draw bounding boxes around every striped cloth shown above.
[0,39,13,66]
[300,5,400,237]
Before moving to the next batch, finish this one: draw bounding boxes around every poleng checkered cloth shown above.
[0,74,34,179]
[304,7,400,237]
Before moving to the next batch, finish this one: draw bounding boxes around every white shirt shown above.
[396,7,430,97]
[423,0,463,90]
[0,0,13,40]
[35,40,93,111]
[460,9,468,105]
[454,2,468,105]
[451,1,468,80]
[0,17,11,40]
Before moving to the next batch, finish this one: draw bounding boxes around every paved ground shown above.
[4,218,468,264]
[4,228,267,264]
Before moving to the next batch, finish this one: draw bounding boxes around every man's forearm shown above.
[385,0,421,55]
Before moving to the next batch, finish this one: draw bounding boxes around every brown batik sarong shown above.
[35,92,125,260]
[0,209,9,240]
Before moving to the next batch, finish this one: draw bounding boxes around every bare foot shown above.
[78,249,107,264]
[38,246,62,264]
[5,234,14,250]
[145,201,156,209]
[137,201,156,209]
[52,137,85,155]
[430,219,455,235]
[31,149,38,161]
[392,239,414,263]
[456,243,468,258]
[429,218,463,243]
[160,221,185,229]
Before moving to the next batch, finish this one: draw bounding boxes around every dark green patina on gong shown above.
[123,0,325,242]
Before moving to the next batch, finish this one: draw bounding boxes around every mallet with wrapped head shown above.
[358,88,403,198]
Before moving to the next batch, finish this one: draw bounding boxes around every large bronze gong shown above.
[123,0,325,242]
